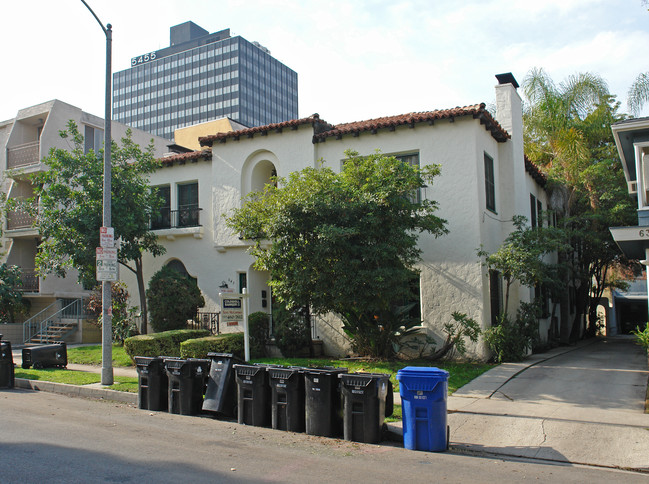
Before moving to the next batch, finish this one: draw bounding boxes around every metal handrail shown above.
[23,298,87,344]
[22,300,61,342]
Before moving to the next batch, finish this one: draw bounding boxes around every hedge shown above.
[180,332,245,360]
[124,329,210,360]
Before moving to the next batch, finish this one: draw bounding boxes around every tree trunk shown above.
[135,256,148,335]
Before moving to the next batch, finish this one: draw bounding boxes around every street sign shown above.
[96,247,118,281]
[100,226,114,248]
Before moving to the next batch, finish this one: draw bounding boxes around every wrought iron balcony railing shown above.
[151,206,202,230]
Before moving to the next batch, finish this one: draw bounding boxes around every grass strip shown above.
[252,357,494,393]
[15,368,138,393]
[67,344,134,367]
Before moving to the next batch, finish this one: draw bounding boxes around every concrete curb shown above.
[14,378,137,405]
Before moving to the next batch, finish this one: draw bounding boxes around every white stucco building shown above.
[0,99,169,343]
[126,73,556,359]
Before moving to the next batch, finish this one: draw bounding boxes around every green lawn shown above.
[14,368,138,392]
[252,357,494,394]
[17,347,495,405]
[67,344,134,367]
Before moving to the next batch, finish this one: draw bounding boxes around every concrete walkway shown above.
[444,336,649,471]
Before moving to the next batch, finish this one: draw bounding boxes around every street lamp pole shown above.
[80,0,113,385]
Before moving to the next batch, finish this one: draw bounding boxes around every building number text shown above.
[131,52,157,66]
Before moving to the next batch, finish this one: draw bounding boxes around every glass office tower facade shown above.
[113,23,298,141]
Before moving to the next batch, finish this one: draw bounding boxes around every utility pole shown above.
[80,0,113,385]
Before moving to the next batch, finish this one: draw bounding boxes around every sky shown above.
[1,0,648,125]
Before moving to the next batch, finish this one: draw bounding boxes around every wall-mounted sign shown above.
[131,51,158,66]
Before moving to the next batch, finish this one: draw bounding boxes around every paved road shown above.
[1,389,646,484]
[447,336,649,471]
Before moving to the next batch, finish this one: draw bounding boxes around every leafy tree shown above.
[227,150,448,358]
[146,265,205,333]
[0,264,30,323]
[29,121,166,333]
[522,68,636,339]
[478,215,565,315]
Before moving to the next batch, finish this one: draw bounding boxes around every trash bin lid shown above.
[268,366,302,380]
[339,372,390,387]
[207,352,234,359]
[303,366,348,376]
[396,366,449,380]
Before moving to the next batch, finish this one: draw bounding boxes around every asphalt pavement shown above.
[9,336,649,473]
[443,336,649,471]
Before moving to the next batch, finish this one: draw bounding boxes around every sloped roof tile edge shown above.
[314,103,511,143]
[524,155,547,186]
[198,104,511,146]
[199,114,330,146]
[158,149,212,166]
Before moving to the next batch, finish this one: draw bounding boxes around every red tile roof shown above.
[159,149,212,166]
[314,104,510,143]
[198,104,510,147]
[525,155,547,186]
[199,114,332,147]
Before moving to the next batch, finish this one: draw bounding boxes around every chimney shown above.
[494,72,521,138]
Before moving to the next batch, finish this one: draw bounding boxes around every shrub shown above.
[248,312,270,358]
[400,311,481,360]
[273,305,311,358]
[484,302,540,363]
[86,282,139,343]
[180,333,245,359]
[146,266,205,332]
[631,323,649,353]
[0,264,30,323]
[124,329,209,359]
[341,303,421,358]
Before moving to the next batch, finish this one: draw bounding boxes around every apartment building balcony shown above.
[6,209,36,231]
[151,207,202,230]
[20,269,39,293]
[151,206,204,239]
[7,141,40,169]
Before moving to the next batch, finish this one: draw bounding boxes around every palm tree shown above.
[523,67,613,210]
[628,72,649,117]
[521,68,635,341]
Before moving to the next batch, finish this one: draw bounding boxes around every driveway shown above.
[447,336,649,471]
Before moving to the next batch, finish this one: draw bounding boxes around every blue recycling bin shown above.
[396,366,449,452]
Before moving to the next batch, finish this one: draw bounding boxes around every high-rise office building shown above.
[113,22,298,141]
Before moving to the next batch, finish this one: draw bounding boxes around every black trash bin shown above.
[267,366,305,432]
[202,352,244,418]
[22,342,67,369]
[303,366,348,437]
[165,358,210,416]
[233,363,271,427]
[135,356,169,411]
[0,338,15,389]
[339,372,390,444]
